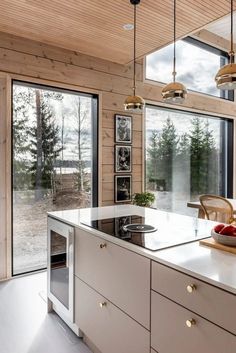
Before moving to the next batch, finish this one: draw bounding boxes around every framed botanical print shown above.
[115,114,132,144]
[114,175,132,203]
[115,145,132,173]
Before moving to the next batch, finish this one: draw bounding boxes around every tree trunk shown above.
[35,89,43,201]
[60,113,65,192]
[77,98,84,191]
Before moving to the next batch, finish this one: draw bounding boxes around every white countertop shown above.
[48,205,236,294]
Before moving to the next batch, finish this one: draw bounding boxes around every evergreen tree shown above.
[146,130,159,189]
[201,120,218,194]
[156,117,178,191]
[189,117,203,195]
[12,87,34,190]
[29,91,62,200]
[189,117,217,196]
[72,97,91,192]
[174,132,190,186]
[147,117,178,191]
[146,116,218,200]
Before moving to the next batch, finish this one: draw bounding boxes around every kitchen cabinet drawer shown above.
[151,291,236,353]
[75,277,150,353]
[152,261,236,335]
[75,228,150,328]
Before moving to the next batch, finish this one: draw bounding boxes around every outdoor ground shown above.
[13,191,90,274]
[13,189,198,275]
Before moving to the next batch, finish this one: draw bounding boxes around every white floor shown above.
[0,271,92,353]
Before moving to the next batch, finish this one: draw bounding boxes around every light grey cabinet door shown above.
[151,291,236,353]
[75,277,150,353]
[75,228,150,328]
[152,261,236,335]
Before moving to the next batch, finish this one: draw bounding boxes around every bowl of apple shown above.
[211,224,236,246]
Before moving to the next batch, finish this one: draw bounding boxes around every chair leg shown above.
[198,207,205,219]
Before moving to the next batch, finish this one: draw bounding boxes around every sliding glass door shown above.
[12,81,98,275]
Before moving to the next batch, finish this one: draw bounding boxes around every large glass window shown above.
[12,81,98,275]
[146,37,233,100]
[145,105,233,216]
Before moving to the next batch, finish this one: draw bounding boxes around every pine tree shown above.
[146,130,159,189]
[29,91,62,200]
[12,87,34,190]
[157,117,178,191]
[189,117,204,195]
[201,120,218,194]
[147,117,178,191]
[72,96,91,192]
[189,117,217,196]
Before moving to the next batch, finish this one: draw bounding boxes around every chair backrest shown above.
[199,194,234,224]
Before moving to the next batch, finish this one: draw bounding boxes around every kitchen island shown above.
[48,205,236,353]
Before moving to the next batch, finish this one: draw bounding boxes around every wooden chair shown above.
[199,194,236,224]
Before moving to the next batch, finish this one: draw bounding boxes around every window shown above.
[146,37,233,100]
[12,81,98,275]
[145,105,233,216]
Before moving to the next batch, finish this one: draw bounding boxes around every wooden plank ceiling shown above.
[205,12,236,42]
[0,0,234,64]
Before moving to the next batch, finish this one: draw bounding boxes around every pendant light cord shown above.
[230,0,234,63]
[173,0,176,82]
[133,2,137,95]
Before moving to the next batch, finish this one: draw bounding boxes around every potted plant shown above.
[132,192,155,207]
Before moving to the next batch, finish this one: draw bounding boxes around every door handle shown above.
[68,230,74,267]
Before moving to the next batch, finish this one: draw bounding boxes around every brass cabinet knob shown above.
[99,243,107,249]
[186,319,196,328]
[99,302,107,308]
[187,284,196,293]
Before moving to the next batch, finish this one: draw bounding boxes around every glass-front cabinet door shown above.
[47,217,74,322]
[50,230,69,308]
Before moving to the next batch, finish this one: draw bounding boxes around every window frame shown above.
[144,103,234,201]
[11,79,99,276]
[145,36,234,102]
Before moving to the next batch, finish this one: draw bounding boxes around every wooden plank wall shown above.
[0,32,145,211]
[0,32,235,207]
[0,76,7,279]
[0,31,235,278]
[0,74,11,280]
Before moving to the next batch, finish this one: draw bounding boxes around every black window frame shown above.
[144,103,234,200]
[11,80,99,276]
[146,36,234,102]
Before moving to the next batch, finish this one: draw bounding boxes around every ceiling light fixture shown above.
[123,23,134,30]
[215,0,236,90]
[124,0,145,112]
[162,0,187,103]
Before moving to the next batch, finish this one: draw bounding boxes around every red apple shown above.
[213,224,225,233]
[219,225,236,236]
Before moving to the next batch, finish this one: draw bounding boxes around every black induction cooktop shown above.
[81,215,161,251]
[81,214,211,251]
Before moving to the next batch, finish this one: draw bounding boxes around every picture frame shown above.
[115,145,132,173]
[115,114,132,144]
[114,175,132,203]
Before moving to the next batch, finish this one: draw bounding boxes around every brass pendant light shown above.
[124,0,145,112]
[162,0,187,103]
[215,0,236,90]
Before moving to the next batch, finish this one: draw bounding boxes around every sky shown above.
[13,85,93,166]
[146,39,221,97]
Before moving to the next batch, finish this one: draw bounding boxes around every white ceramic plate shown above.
[211,229,236,247]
